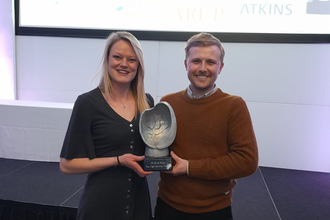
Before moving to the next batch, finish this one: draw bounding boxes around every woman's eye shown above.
[129,59,137,62]
[113,55,120,59]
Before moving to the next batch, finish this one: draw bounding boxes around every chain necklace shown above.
[116,99,130,108]
[112,94,131,109]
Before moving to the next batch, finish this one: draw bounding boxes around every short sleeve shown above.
[60,95,96,159]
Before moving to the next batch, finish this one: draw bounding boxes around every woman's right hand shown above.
[118,154,153,177]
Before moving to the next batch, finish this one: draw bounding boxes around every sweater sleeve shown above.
[188,97,258,180]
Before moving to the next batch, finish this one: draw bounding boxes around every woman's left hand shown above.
[118,154,153,177]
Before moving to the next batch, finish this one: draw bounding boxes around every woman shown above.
[60,31,154,220]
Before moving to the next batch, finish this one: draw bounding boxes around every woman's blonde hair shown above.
[98,31,150,116]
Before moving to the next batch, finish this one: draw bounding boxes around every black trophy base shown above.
[143,156,172,171]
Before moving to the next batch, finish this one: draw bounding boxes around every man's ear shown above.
[184,60,188,70]
[218,62,224,75]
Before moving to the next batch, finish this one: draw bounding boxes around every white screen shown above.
[19,0,330,35]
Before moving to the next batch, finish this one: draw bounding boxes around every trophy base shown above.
[144,156,172,171]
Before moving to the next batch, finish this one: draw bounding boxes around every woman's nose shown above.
[120,58,128,67]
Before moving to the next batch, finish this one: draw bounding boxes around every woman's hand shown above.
[118,154,153,177]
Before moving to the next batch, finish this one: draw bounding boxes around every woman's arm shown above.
[60,157,117,174]
[60,154,152,177]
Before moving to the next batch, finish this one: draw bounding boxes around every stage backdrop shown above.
[13,35,330,173]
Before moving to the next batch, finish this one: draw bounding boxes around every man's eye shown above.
[207,61,215,64]
[192,60,199,64]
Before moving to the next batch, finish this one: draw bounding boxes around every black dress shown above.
[60,88,154,220]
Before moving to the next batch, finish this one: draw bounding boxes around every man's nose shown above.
[199,62,207,73]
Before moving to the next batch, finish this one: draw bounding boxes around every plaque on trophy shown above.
[139,101,177,171]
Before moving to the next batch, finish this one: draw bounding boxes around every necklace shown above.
[117,99,130,108]
[111,94,131,109]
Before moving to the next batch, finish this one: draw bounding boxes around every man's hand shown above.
[168,151,188,176]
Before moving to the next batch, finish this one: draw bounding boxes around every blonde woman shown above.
[60,31,154,220]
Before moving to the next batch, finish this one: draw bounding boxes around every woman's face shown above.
[108,40,139,87]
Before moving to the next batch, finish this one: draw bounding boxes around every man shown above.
[154,33,258,220]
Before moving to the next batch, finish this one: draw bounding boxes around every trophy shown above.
[139,101,177,171]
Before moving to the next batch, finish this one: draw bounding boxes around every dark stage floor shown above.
[0,158,329,220]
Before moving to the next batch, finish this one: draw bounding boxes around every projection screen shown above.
[15,0,330,43]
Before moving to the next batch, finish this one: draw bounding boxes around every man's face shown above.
[185,45,224,97]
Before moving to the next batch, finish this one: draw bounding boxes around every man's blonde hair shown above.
[185,33,225,64]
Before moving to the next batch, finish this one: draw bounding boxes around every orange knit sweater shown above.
[158,89,258,214]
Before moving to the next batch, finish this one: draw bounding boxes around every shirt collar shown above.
[187,84,217,99]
